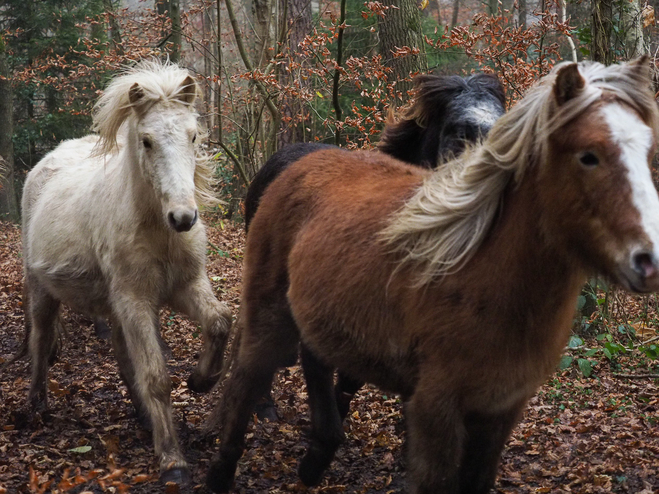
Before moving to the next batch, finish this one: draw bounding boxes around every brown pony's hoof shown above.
[160,466,191,486]
[298,444,335,487]
[206,457,236,493]
[187,372,217,393]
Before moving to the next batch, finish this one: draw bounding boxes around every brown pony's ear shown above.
[129,82,145,105]
[625,55,650,79]
[178,75,197,105]
[553,64,585,106]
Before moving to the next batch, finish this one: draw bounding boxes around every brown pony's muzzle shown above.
[619,248,659,292]
[168,208,198,232]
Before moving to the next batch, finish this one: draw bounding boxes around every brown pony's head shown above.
[537,58,659,292]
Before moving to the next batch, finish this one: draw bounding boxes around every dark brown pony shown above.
[244,73,505,420]
[209,58,659,494]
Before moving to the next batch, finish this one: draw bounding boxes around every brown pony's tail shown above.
[204,311,244,431]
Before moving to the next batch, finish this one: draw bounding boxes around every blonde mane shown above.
[92,59,218,208]
[382,59,659,285]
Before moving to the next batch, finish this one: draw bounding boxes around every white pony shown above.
[22,60,232,484]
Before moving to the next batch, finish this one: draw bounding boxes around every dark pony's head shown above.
[378,73,506,168]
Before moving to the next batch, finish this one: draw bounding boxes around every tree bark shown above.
[156,0,181,62]
[277,0,312,147]
[0,36,19,221]
[591,0,615,64]
[378,0,428,101]
[103,0,123,54]
[451,0,460,28]
[621,0,646,59]
[518,0,526,29]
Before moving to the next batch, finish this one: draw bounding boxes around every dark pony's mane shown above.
[378,73,506,167]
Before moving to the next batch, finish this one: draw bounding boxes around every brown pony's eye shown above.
[579,151,599,167]
[142,138,152,149]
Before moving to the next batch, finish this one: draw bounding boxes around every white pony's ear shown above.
[178,76,197,105]
[129,82,145,106]
[553,64,585,106]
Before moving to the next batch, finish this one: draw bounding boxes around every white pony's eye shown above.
[142,137,152,150]
[192,134,197,143]
[579,151,599,167]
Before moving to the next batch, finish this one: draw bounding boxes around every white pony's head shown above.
[93,60,215,232]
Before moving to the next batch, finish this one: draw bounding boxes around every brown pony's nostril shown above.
[632,250,657,279]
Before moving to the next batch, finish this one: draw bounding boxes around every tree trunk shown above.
[103,0,124,54]
[621,0,645,59]
[0,36,19,221]
[518,0,526,29]
[488,0,499,15]
[156,0,181,62]
[591,0,615,64]
[378,0,428,101]
[277,0,311,148]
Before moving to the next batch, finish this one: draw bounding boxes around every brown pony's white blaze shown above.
[207,58,659,494]
[22,60,232,485]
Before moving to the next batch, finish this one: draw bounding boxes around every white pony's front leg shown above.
[110,288,190,484]
[171,276,233,393]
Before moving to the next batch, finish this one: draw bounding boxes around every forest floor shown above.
[1,215,659,494]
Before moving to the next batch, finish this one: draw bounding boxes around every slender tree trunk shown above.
[591,0,615,64]
[103,0,124,54]
[451,0,460,28]
[278,0,312,148]
[378,0,428,101]
[169,0,181,62]
[488,0,499,15]
[621,0,645,59]
[216,0,223,144]
[518,0,527,29]
[0,36,19,221]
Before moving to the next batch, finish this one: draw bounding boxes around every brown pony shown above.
[208,58,659,494]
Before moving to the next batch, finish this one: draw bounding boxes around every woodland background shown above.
[1,0,659,493]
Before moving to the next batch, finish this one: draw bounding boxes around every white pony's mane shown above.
[92,59,218,208]
[382,59,659,285]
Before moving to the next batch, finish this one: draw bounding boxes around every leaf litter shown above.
[0,216,658,493]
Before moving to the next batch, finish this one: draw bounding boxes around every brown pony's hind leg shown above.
[298,344,346,487]
[458,404,525,494]
[26,279,61,411]
[206,309,299,493]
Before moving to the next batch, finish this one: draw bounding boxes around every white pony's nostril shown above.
[168,209,198,232]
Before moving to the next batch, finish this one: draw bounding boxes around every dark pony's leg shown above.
[206,306,299,493]
[458,404,525,494]
[334,372,363,421]
[298,344,346,486]
[26,276,61,411]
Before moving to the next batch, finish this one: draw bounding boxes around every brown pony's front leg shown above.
[405,389,466,494]
[111,291,189,485]
[459,403,525,493]
[171,277,232,393]
[298,344,346,486]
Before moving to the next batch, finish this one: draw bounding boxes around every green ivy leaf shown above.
[559,355,573,370]
[568,335,584,349]
[577,358,592,377]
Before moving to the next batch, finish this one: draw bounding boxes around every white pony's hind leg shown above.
[111,293,190,484]
[171,277,232,393]
[26,276,61,411]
